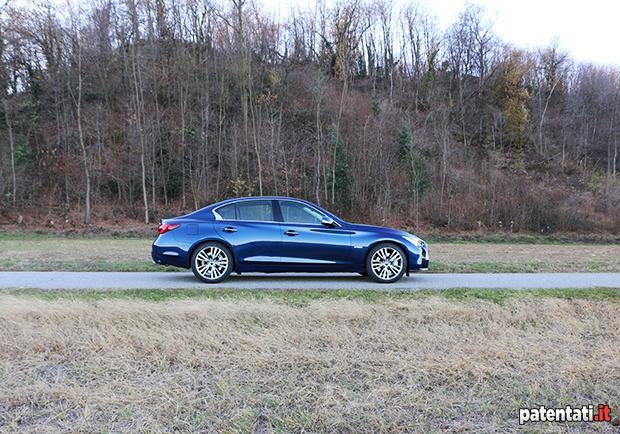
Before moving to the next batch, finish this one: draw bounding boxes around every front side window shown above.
[279,200,324,224]
[235,200,274,222]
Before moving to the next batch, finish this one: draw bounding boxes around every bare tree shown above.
[0,12,16,205]
[67,4,92,224]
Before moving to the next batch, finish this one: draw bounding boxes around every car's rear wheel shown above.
[191,242,233,283]
[366,243,406,283]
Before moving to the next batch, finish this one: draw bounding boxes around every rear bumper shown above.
[152,235,190,268]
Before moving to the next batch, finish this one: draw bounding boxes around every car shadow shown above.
[170,272,410,283]
[231,274,367,282]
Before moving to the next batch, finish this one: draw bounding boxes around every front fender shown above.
[363,237,423,272]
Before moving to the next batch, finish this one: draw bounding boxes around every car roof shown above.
[211,196,311,206]
[179,197,329,221]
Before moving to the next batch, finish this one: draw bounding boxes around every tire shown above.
[191,242,233,283]
[366,242,406,283]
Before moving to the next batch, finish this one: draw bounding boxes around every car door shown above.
[212,199,282,270]
[276,199,353,270]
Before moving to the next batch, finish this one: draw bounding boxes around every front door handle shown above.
[284,230,299,236]
[223,226,237,233]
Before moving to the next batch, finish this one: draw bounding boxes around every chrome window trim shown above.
[212,198,341,227]
[215,218,281,224]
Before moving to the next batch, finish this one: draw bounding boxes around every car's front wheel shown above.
[366,243,406,283]
[191,242,233,283]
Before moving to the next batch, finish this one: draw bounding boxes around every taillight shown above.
[158,222,180,234]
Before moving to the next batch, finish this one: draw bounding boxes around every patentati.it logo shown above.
[519,404,613,425]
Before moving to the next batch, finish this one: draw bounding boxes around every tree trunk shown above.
[70,37,92,225]
[76,79,91,224]
[130,41,149,224]
[331,78,347,204]
[539,79,558,156]
[315,82,322,205]
[3,98,16,206]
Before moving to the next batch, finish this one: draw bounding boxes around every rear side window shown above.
[235,200,274,222]
[215,203,236,220]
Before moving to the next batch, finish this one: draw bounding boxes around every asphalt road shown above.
[0,272,618,291]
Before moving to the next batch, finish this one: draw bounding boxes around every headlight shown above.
[403,233,423,248]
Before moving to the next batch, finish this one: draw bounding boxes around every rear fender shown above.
[187,237,236,270]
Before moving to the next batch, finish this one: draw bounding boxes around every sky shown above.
[264,0,620,66]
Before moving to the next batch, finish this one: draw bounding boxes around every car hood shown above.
[345,223,410,237]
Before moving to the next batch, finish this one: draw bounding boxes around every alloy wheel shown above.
[195,246,229,280]
[370,247,403,281]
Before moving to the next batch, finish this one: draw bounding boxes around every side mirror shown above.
[321,216,336,227]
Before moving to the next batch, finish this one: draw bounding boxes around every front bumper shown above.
[420,242,429,270]
[420,258,429,270]
[409,241,429,272]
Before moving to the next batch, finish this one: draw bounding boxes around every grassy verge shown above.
[431,260,544,273]
[0,292,618,432]
[0,258,178,272]
[4,287,620,304]
[422,230,620,244]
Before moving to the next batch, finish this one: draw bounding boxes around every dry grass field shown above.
[0,234,166,272]
[1,233,619,272]
[1,292,619,432]
[430,243,620,272]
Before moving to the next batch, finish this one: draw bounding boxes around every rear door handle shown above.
[284,230,298,236]
[223,226,237,232]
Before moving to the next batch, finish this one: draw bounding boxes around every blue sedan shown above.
[152,197,429,283]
